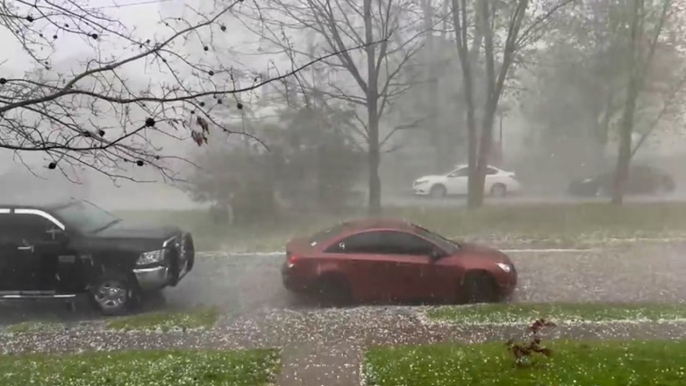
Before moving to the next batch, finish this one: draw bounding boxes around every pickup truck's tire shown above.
[183,233,195,271]
[90,272,136,316]
[168,247,181,286]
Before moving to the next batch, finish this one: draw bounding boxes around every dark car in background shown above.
[282,218,517,306]
[0,199,194,315]
[567,165,675,197]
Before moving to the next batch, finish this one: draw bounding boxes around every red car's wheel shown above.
[316,275,352,307]
[460,271,499,304]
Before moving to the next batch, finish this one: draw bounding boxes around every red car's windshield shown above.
[412,224,460,253]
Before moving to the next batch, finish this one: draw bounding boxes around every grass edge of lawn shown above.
[194,234,686,253]
[116,202,686,252]
[424,303,686,325]
[105,307,221,332]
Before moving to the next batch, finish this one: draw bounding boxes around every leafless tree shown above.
[236,0,427,214]
[451,0,572,208]
[612,0,674,204]
[0,0,361,184]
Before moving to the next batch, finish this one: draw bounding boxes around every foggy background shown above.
[2,0,686,210]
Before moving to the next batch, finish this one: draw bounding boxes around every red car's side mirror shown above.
[429,249,443,261]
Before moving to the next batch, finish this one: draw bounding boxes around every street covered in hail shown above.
[3,0,686,384]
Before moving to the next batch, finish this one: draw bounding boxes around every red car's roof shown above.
[293,218,421,252]
[339,217,415,232]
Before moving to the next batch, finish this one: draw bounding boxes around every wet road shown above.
[2,242,686,325]
[167,243,686,309]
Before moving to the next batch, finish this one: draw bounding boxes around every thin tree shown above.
[0,0,364,183]
[239,0,426,214]
[451,0,572,208]
[612,0,672,204]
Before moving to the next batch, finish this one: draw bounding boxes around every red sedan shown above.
[282,218,517,305]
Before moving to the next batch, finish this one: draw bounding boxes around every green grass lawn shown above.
[115,202,686,251]
[427,303,686,325]
[0,349,279,386]
[365,340,686,385]
[106,308,220,332]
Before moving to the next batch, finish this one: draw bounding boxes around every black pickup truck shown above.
[0,199,194,315]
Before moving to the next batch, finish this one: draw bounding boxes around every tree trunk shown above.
[472,0,497,208]
[465,89,479,209]
[612,0,643,205]
[473,0,527,208]
[597,91,612,157]
[475,99,497,206]
[367,111,381,215]
[466,1,483,209]
[364,0,382,215]
[452,0,479,209]
[626,0,672,162]
[420,0,445,170]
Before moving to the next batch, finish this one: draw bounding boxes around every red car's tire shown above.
[316,275,353,307]
[460,271,499,304]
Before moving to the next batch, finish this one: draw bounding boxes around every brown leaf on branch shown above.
[196,116,210,135]
[191,131,207,146]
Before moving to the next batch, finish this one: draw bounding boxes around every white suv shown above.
[413,164,522,198]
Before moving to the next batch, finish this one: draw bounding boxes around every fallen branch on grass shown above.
[506,318,556,368]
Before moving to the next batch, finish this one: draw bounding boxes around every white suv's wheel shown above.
[491,183,507,198]
[429,185,447,199]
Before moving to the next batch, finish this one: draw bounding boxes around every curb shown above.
[421,317,686,328]
[194,237,686,257]
[197,251,284,257]
[501,248,595,253]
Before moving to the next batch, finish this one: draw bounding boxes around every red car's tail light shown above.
[286,252,299,267]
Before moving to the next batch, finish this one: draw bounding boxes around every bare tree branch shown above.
[0,0,381,183]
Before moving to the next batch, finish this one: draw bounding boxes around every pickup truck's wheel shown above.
[168,247,181,286]
[90,272,135,316]
[182,233,195,271]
